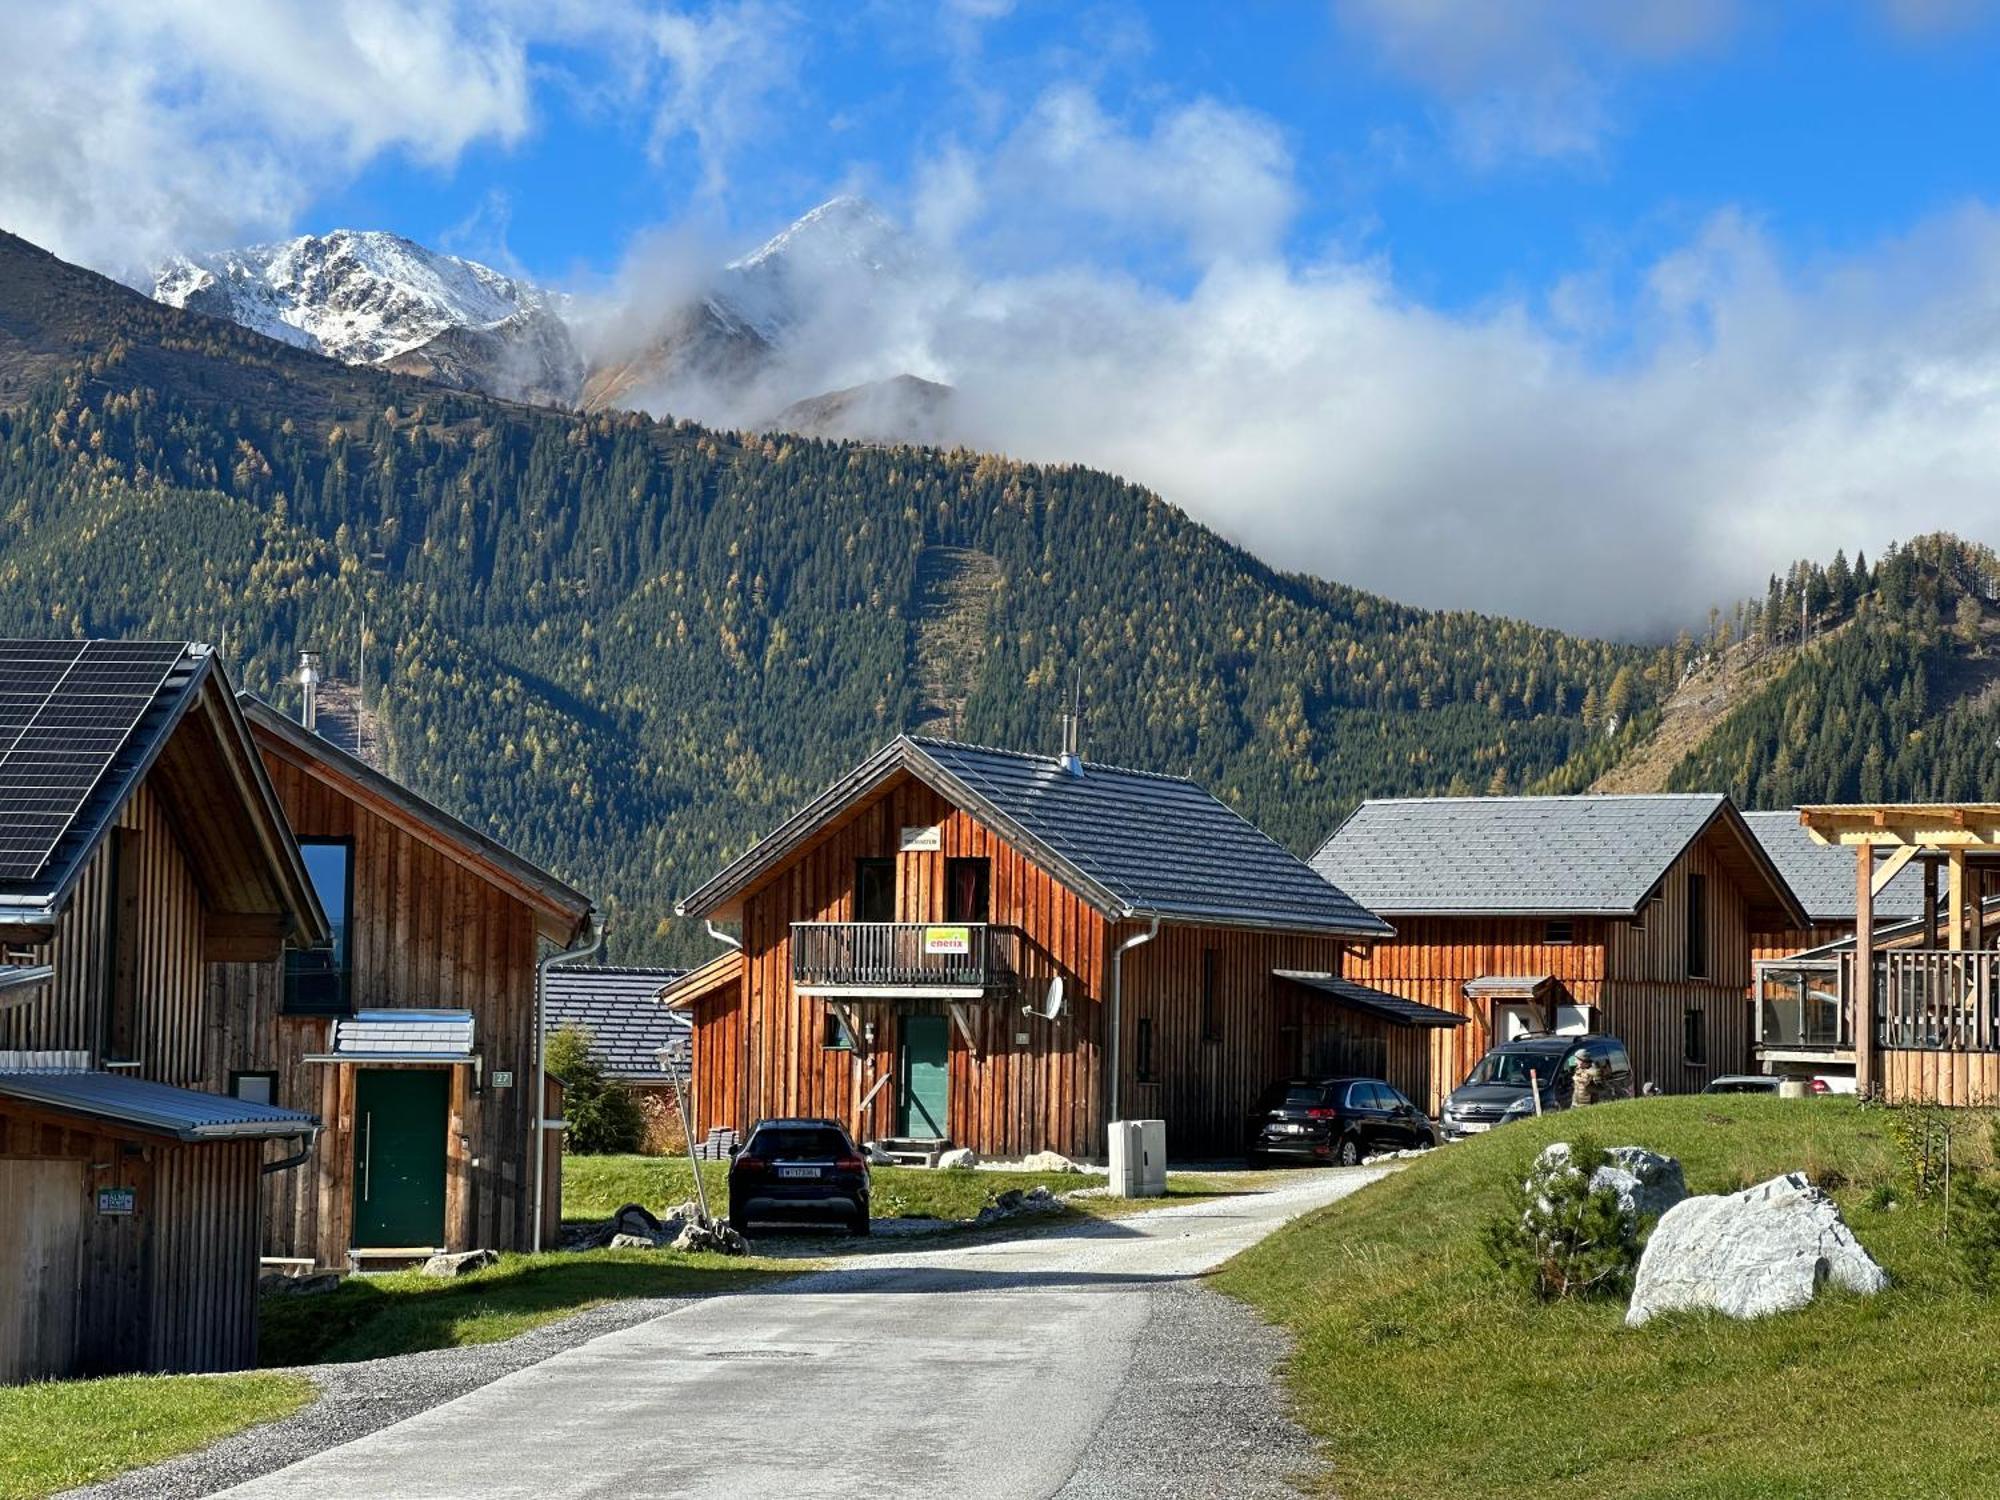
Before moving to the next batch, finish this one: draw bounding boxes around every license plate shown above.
[1456,1121,1492,1135]
[778,1166,822,1179]
[1276,1123,1308,1134]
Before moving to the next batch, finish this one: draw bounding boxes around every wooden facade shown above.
[1345,826,1780,1110]
[208,706,592,1267]
[680,768,1394,1159]
[0,1101,266,1380]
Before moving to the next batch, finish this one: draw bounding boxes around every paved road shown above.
[218,1170,1385,1500]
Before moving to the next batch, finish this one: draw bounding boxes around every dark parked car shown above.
[728,1118,871,1236]
[1245,1077,1438,1167]
[1440,1033,1634,1141]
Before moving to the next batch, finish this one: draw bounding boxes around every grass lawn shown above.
[562,1153,1113,1224]
[1214,1096,2000,1499]
[260,1246,786,1366]
[0,1372,313,1500]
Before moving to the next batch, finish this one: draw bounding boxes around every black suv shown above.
[1246,1077,1438,1167]
[728,1118,872,1236]
[1439,1033,1633,1141]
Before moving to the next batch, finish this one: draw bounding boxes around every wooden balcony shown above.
[1865,949,2000,1052]
[1757,960,1848,1054]
[791,922,1017,998]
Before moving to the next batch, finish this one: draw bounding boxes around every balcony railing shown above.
[1758,960,1847,1050]
[1869,949,2000,1052]
[791,922,1014,994]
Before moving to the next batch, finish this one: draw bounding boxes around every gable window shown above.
[1544,918,1575,945]
[854,858,896,923]
[822,1012,855,1051]
[1201,949,1220,1043]
[230,1070,278,1106]
[285,838,353,1015]
[1682,1007,1708,1067]
[1135,1017,1155,1084]
[1685,872,1709,980]
[945,858,990,923]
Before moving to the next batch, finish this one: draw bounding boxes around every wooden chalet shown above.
[1791,803,2000,1104]
[208,697,597,1268]
[1743,809,1927,1080]
[1313,794,1809,1110]
[0,640,327,1380]
[666,736,1428,1160]
[544,965,693,1150]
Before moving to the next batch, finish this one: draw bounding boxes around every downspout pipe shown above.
[533,910,605,1249]
[705,920,743,952]
[1106,914,1161,1150]
[261,1124,322,1176]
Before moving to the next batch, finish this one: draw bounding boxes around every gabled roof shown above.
[1312,793,1808,927]
[241,696,594,947]
[677,736,1392,939]
[1741,810,1928,925]
[1274,971,1469,1028]
[545,966,691,1080]
[658,949,743,1012]
[0,1070,318,1141]
[0,640,325,944]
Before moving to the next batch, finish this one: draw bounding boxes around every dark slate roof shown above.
[320,1010,476,1061]
[1741,810,1927,924]
[1274,971,1468,1027]
[545,967,691,1080]
[0,1070,319,1140]
[678,736,1392,938]
[1314,794,1765,917]
[0,641,207,918]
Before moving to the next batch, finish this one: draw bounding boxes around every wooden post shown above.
[1949,850,1969,952]
[1855,845,1875,1097]
[1924,858,1940,948]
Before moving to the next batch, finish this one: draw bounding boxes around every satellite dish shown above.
[1024,975,1065,1022]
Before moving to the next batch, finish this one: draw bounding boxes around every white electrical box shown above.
[1108,1119,1167,1198]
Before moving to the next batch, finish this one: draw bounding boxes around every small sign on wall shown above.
[491,1070,514,1088]
[96,1186,135,1216]
[899,824,942,851]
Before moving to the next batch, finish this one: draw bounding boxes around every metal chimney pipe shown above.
[295,651,323,733]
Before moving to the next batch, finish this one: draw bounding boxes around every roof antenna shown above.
[1059,672,1084,777]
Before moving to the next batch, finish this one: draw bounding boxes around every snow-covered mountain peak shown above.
[720,197,916,342]
[151,230,564,367]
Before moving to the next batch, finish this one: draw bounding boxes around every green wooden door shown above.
[353,1070,449,1248]
[898,1014,951,1138]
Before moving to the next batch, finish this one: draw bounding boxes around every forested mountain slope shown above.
[0,230,1664,959]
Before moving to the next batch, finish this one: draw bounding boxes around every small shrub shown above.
[1484,1139,1644,1302]
[1885,1102,1961,1200]
[549,1026,644,1155]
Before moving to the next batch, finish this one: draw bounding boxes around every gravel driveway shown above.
[69,1168,1385,1500]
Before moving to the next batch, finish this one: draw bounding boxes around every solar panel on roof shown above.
[0,641,186,882]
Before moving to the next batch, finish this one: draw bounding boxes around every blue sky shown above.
[289,1,2000,321]
[9,1,2000,634]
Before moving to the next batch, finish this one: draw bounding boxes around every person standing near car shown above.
[1571,1049,1602,1108]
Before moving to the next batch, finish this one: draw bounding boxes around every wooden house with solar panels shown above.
[207,696,596,1269]
[1311,794,1810,1111]
[664,735,1451,1161]
[0,640,327,1381]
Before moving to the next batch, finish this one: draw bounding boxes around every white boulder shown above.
[1528,1143,1687,1226]
[1017,1150,1084,1174]
[1626,1172,1887,1327]
[938,1147,979,1170]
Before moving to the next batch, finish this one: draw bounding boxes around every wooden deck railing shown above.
[1851,949,2000,1052]
[791,922,1015,992]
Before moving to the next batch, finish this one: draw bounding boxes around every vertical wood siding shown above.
[0,783,208,1082]
[1878,1049,2000,1107]
[0,1105,264,1379]
[207,752,547,1265]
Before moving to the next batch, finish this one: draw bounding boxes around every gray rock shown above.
[863,1141,896,1165]
[607,1233,660,1250]
[973,1184,1065,1227]
[259,1271,342,1297]
[1017,1150,1084,1174]
[1528,1142,1686,1226]
[672,1220,749,1256]
[938,1147,980,1170]
[613,1202,665,1238]
[1626,1171,1888,1327]
[420,1248,498,1279]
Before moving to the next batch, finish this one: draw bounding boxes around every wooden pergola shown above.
[1799,804,2000,1094]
